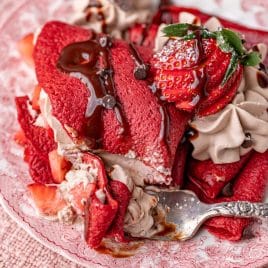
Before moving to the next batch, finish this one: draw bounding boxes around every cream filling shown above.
[71,0,155,38]
[109,164,163,238]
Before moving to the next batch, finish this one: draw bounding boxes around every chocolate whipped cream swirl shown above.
[72,0,156,37]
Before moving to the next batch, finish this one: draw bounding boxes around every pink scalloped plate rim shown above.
[0,1,268,267]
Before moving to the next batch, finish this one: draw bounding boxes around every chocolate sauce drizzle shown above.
[57,35,124,146]
[257,71,268,88]
[129,43,150,80]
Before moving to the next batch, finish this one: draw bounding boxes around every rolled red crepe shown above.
[188,152,252,199]
[187,151,268,241]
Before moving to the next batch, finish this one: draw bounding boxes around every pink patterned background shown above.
[0,0,268,267]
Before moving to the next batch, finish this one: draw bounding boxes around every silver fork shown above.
[146,189,268,241]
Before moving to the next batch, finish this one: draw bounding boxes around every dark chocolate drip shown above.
[84,2,107,33]
[57,36,124,146]
[184,126,199,141]
[149,83,171,146]
[129,43,150,80]
[257,71,268,88]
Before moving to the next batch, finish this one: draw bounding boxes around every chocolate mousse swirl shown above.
[57,35,124,146]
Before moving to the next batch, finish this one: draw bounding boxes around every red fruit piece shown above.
[108,180,132,242]
[14,130,27,146]
[188,152,252,199]
[198,64,243,116]
[18,33,34,66]
[153,38,206,113]
[28,183,67,215]
[48,150,71,183]
[205,151,268,241]
[85,191,118,249]
[32,84,42,111]
[153,37,242,115]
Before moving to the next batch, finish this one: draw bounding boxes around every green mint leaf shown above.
[241,51,262,66]
[162,23,199,37]
[201,29,217,39]
[216,31,233,53]
[222,52,239,85]
[183,33,196,40]
[221,29,244,55]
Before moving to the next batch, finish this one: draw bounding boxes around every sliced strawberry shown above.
[32,84,42,111]
[198,65,243,116]
[14,129,27,146]
[108,180,132,242]
[205,151,268,241]
[48,150,71,183]
[153,39,206,113]
[85,191,118,249]
[153,36,243,115]
[18,33,34,66]
[188,152,252,199]
[28,183,67,215]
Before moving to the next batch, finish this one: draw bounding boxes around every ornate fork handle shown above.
[207,201,268,218]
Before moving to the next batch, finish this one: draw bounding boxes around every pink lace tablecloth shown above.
[0,0,268,268]
[0,206,83,268]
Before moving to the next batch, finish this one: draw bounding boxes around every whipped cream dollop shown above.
[72,0,156,38]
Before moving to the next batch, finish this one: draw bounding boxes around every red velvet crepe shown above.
[187,151,268,241]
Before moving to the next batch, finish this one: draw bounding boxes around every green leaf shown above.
[202,30,217,39]
[216,31,233,53]
[183,33,196,40]
[241,51,262,66]
[222,52,239,85]
[162,23,199,37]
[221,29,244,55]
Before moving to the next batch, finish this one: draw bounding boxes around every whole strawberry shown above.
[152,24,261,116]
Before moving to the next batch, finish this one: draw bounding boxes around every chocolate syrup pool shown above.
[57,36,124,146]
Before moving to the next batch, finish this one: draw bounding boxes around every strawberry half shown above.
[17,33,34,66]
[152,38,206,113]
[48,150,71,184]
[152,37,243,115]
[28,183,67,215]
